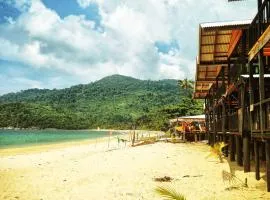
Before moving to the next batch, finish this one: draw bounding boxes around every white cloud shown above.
[0,0,257,94]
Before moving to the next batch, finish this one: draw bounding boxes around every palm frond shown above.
[155,185,186,200]
[205,142,228,163]
[222,170,247,188]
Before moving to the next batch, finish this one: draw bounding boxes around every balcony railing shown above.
[249,0,270,50]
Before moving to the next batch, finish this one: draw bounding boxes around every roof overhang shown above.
[194,20,251,99]
[198,20,251,65]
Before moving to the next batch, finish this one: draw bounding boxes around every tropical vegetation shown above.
[0,75,203,130]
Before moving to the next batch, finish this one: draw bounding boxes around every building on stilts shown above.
[193,0,270,192]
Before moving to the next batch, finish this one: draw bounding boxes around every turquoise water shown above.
[0,130,117,149]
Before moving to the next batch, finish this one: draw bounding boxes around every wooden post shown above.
[222,103,226,138]
[258,51,265,134]
[248,61,254,136]
[222,101,228,157]
[254,140,260,180]
[132,130,135,146]
[239,83,245,135]
[213,107,217,145]
[250,140,255,161]
[236,136,243,166]
[262,142,266,161]
[243,133,250,172]
[265,140,270,192]
[229,135,235,161]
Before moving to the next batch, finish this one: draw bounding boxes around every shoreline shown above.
[0,130,164,156]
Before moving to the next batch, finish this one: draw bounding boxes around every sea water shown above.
[0,130,117,148]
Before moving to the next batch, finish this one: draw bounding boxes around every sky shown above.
[0,0,257,95]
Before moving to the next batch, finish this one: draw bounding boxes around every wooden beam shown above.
[201,42,229,46]
[249,25,270,61]
[228,30,242,58]
[201,52,227,55]
[201,33,231,37]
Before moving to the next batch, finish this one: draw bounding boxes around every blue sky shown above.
[0,0,256,95]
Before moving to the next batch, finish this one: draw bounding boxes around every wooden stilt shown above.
[262,142,266,161]
[250,140,255,161]
[258,52,265,134]
[224,135,228,157]
[254,140,260,180]
[236,136,243,166]
[265,140,270,192]
[213,108,216,145]
[229,135,235,161]
[243,133,251,172]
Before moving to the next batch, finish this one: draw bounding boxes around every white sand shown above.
[0,139,270,200]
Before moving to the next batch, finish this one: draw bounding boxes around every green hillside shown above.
[0,75,203,130]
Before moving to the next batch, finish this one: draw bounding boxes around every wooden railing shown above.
[249,0,270,50]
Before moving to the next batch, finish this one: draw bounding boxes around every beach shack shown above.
[169,115,206,141]
[193,0,270,191]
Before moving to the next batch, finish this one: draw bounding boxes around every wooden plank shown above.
[249,25,270,61]
[254,140,260,180]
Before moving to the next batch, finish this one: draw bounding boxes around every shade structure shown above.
[194,20,251,99]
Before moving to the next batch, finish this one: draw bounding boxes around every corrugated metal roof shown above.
[201,20,252,29]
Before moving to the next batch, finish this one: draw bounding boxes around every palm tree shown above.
[177,79,193,90]
[177,78,194,97]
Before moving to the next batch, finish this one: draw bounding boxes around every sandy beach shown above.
[1,137,270,200]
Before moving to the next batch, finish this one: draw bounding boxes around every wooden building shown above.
[194,0,270,191]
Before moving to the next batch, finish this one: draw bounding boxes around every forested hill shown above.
[0,74,203,130]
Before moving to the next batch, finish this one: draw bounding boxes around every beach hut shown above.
[170,115,206,141]
[193,0,270,191]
